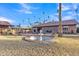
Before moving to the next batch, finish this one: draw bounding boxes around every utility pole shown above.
[58,3,62,37]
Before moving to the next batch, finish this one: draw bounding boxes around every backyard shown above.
[0,35,79,56]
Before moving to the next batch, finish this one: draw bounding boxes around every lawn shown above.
[0,36,79,56]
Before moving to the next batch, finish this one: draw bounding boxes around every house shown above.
[0,21,11,35]
[0,21,32,35]
[32,20,78,34]
[11,26,32,35]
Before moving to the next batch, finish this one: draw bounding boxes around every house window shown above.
[33,29,36,32]
[63,28,68,34]
[63,28,68,31]
[46,30,52,33]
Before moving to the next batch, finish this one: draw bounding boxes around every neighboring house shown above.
[0,21,11,35]
[32,20,78,34]
[76,23,79,33]
[11,26,32,35]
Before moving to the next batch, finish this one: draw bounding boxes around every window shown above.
[63,28,68,31]
[63,27,68,34]
[33,29,36,32]
[46,30,52,33]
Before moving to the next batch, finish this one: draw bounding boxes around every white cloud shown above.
[50,14,75,21]
[62,4,70,11]
[67,11,79,17]
[51,4,79,21]
[67,12,73,15]
[20,3,31,10]
[18,3,39,14]
[18,8,32,14]
[57,3,79,11]
[72,3,79,10]
[50,15,58,21]
[20,3,38,10]
[0,16,14,23]
[73,4,77,10]
[57,4,70,11]
[54,13,59,16]
[62,16,75,20]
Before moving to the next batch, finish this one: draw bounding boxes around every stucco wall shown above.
[32,25,77,34]
[68,25,77,33]
[42,26,58,34]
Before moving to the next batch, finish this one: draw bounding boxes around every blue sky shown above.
[0,3,79,27]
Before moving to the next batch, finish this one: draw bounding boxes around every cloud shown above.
[18,8,32,14]
[50,14,75,21]
[20,3,38,10]
[17,3,39,14]
[72,3,79,10]
[50,15,58,21]
[67,12,73,15]
[57,3,79,11]
[62,16,75,20]
[67,11,79,17]
[20,3,31,10]
[57,4,70,11]
[51,3,79,21]
[0,16,14,23]
[54,13,59,16]
[62,4,70,11]
[73,4,77,10]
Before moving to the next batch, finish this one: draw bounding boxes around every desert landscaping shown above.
[0,36,79,56]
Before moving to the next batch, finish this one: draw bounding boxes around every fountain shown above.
[22,29,53,42]
[29,30,43,41]
[30,36,36,40]
[39,30,43,41]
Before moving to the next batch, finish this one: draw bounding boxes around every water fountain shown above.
[39,30,43,41]
[29,30,43,41]
[30,36,36,40]
[23,29,53,42]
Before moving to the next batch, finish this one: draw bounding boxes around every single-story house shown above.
[0,21,32,35]
[11,26,32,35]
[32,20,78,34]
[0,21,11,35]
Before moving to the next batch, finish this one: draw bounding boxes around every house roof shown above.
[0,21,11,26]
[33,20,78,28]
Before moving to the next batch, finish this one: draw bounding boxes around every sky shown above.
[0,3,79,27]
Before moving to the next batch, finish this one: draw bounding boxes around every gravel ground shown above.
[0,36,79,56]
[0,40,52,56]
